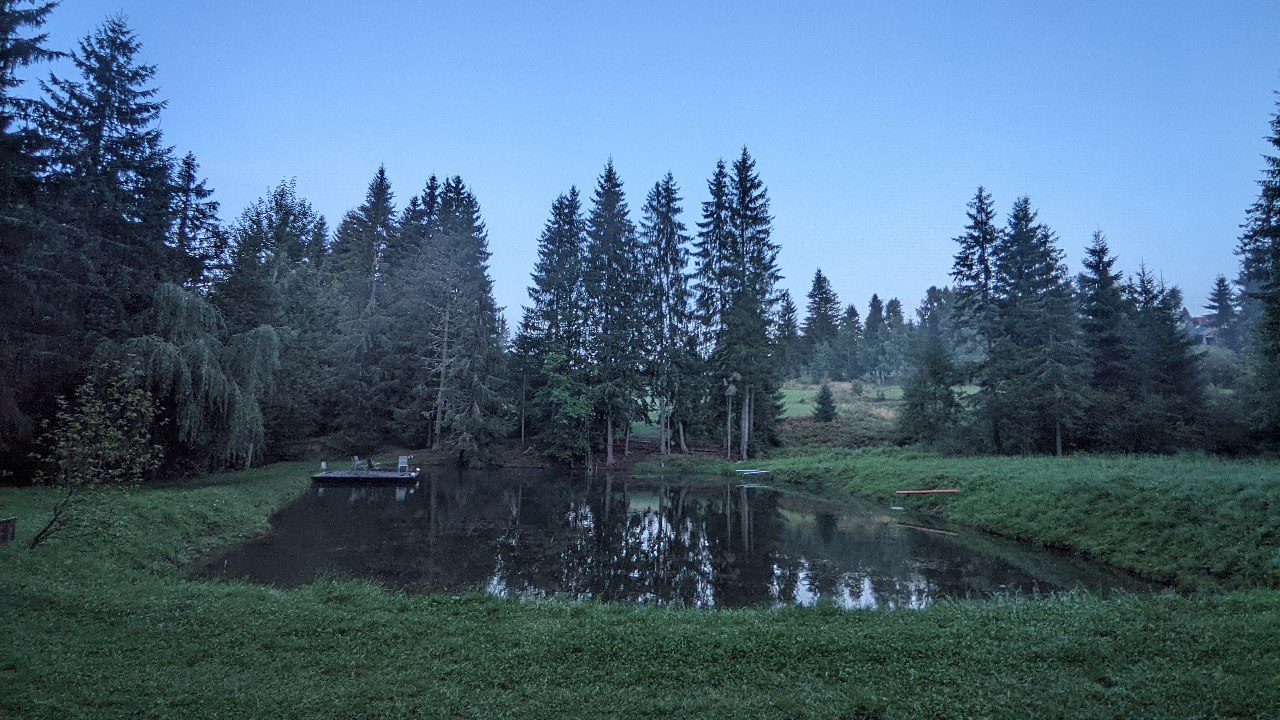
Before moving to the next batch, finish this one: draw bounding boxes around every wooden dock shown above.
[311,469,421,483]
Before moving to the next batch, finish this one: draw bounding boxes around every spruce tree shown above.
[862,294,886,383]
[991,197,1086,455]
[900,291,960,444]
[638,172,693,455]
[518,187,591,459]
[529,187,589,364]
[812,383,837,422]
[803,268,841,348]
[1075,231,1134,448]
[0,0,59,463]
[1204,274,1239,350]
[1125,267,1202,451]
[428,176,507,464]
[835,303,863,381]
[584,161,643,465]
[39,14,179,333]
[713,147,782,459]
[693,159,732,354]
[0,0,58,204]
[1236,97,1280,445]
[326,168,397,449]
[329,165,395,311]
[950,186,1002,449]
[775,290,802,380]
[170,152,225,288]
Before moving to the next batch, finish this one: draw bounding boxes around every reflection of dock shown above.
[311,469,421,482]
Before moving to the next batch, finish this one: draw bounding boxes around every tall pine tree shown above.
[584,161,644,465]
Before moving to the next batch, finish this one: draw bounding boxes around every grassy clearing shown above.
[750,448,1280,591]
[2,459,1279,718]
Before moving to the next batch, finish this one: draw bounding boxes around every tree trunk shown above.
[739,391,750,461]
[433,307,450,449]
[658,399,668,455]
[519,382,526,447]
[725,395,733,461]
[624,420,631,459]
[678,421,689,454]
[1055,419,1063,457]
[606,411,615,466]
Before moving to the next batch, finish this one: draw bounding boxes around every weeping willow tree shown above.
[107,283,280,469]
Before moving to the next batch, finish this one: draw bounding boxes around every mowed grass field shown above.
[1,455,1279,718]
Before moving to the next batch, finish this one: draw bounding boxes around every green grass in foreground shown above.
[752,448,1280,591]
[2,460,1279,718]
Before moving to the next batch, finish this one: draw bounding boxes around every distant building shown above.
[1187,312,1217,345]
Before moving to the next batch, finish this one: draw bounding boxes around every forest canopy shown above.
[3,5,1279,480]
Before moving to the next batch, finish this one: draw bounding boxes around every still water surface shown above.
[202,469,1153,609]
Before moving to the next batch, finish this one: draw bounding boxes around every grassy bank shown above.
[2,461,1279,718]
[749,448,1280,591]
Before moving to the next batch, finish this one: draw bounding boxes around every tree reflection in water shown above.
[205,468,1154,609]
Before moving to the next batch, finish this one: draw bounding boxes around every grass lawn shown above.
[749,448,1280,591]
[2,458,1279,718]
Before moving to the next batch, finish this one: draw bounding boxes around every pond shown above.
[198,468,1155,609]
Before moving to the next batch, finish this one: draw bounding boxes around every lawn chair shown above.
[397,455,412,474]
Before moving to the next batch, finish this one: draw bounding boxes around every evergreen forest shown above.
[4,6,1280,483]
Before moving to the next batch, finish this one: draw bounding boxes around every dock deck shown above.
[311,469,421,483]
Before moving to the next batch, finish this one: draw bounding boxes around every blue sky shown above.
[21,1,1280,322]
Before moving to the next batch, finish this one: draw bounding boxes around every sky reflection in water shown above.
[203,468,1152,609]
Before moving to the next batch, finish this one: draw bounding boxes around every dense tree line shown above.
[1,7,790,474]
[894,173,1277,453]
[4,4,1279,482]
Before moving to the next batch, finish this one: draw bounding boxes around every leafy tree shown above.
[28,368,161,548]
[811,383,837,422]
[533,351,592,464]
[121,283,279,470]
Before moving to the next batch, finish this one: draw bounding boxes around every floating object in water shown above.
[894,488,959,495]
[312,468,421,482]
[898,522,958,536]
